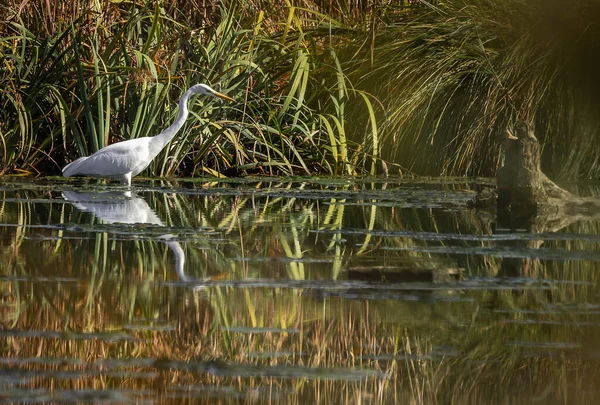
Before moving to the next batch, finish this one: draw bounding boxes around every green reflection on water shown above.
[0,177,599,403]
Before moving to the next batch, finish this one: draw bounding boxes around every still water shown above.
[1,177,599,403]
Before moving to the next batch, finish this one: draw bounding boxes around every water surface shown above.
[1,177,599,403]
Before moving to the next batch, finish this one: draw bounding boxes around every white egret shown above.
[62,84,235,186]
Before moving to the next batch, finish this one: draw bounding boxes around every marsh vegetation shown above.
[2,0,600,178]
[2,1,600,402]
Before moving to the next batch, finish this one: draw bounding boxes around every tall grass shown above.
[345,0,600,177]
[3,0,600,178]
[0,0,379,177]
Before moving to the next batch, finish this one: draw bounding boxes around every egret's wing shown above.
[62,138,151,177]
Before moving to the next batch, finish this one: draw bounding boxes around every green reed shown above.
[2,0,600,178]
[0,0,379,178]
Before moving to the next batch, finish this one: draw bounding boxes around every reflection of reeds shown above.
[1,179,600,402]
[1,280,598,402]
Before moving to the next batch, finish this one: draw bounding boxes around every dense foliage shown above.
[0,0,377,177]
[347,0,600,177]
[1,0,600,178]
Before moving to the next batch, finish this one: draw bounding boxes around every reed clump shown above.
[2,0,600,179]
[0,0,378,178]
[345,0,600,177]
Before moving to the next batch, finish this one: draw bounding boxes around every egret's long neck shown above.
[150,88,195,155]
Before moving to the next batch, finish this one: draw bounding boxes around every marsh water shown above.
[1,177,599,403]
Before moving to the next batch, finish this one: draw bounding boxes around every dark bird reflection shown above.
[62,190,190,282]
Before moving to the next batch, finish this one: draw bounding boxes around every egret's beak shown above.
[211,90,235,102]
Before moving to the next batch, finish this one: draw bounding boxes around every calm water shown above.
[1,177,599,403]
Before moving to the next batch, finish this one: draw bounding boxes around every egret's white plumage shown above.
[62,84,234,186]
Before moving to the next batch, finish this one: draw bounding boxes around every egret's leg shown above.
[122,173,132,187]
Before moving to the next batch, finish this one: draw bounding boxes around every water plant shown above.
[2,0,600,178]
[0,0,379,178]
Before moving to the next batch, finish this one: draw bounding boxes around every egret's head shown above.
[189,84,235,102]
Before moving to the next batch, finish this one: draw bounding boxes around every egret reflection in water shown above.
[62,190,190,282]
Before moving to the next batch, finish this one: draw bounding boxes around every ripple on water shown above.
[1,177,599,403]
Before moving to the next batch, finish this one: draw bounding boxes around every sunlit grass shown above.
[0,0,381,178]
[2,0,600,178]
